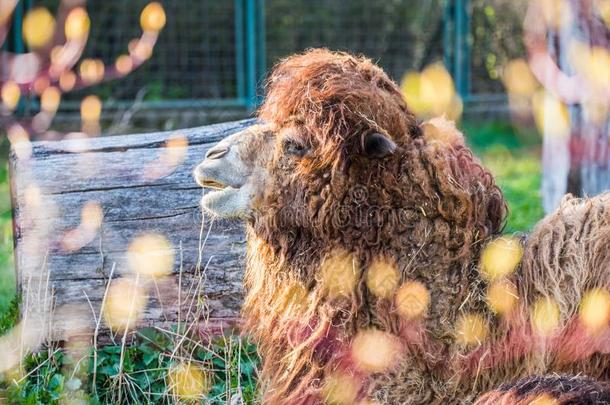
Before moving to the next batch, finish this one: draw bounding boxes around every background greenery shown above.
[0,120,543,403]
[0,152,15,317]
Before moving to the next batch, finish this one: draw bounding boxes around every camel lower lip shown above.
[200,186,240,211]
[202,186,237,199]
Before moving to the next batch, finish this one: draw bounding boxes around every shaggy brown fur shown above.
[242,49,506,403]
[476,374,610,404]
[234,49,610,404]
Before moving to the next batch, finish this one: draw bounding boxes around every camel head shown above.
[194,48,505,276]
[194,49,417,229]
[193,124,275,219]
[193,121,398,220]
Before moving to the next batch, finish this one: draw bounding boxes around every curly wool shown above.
[238,48,610,404]
[242,49,506,404]
[475,374,610,404]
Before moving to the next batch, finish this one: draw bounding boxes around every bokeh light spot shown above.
[130,39,153,61]
[64,7,90,41]
[531,296,560,336]
[79,58,105,84]
[33,76,50,96]
[8,124,32,160]
[80,95,102,122]
[579,288,610,334]
[41,86,61,113]
[24,185,42,208]
[365,257,399,299]
[142,134,189,180]
[59,70,77,92]
[103,277,147,332]
[1,81,20,111]
[351,329,401,373]
[395,280,430,320]
[480,237,523,281]
[532,90,570,139]
[322,371,361,405]
[168,362,210,400]
[455,313,488,347]
[81,201,103,231]
[23,7,55,49]
[400,63,462,120]
[502,58,538,96]
[486,279,518,316]
[140,2,166,32]
[162,135,188,168]
[318,249,359,299]
[127,233,174,278]
[62,201,103,252]
[115,55,134,75]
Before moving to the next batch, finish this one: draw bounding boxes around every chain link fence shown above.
[22,0,527,113]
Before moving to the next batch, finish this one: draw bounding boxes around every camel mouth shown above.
[195,167,250,218]
[201,185,239,200]
[199,185,246,218]
[200,179,229,190]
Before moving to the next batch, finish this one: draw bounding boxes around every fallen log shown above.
[9,119,253,341]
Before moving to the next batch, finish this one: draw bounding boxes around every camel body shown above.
[194,49,610,404]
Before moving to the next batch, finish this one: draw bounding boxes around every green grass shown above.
[0,120,543,403]
[463,120,544,233]
[483,146,543,233]
[2,329,259,404]
[89,329,259,404]
[0,162,15,316]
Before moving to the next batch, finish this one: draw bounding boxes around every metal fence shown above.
[10,0,527,111]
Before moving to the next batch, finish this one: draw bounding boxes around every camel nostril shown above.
[205,146,229,160]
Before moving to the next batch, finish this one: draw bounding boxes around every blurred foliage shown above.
[4,349,67,404]
[0,158,15,316]
[1,328,259,404]
[0,296,19,335]
[90,329,259,404]
[471,0,529,93]
[485,148,543,233]
[463,120,544,233]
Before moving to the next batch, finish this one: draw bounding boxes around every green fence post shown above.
[10,0,27,115]
[235,0,246,105]
[243,0,266,110]
[454,0,471,99]
[12,1,25,54]
[443,0,453,73]
[256,0,266,105]
[245,0,257,110]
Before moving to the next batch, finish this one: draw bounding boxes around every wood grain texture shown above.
[10,119,254,341]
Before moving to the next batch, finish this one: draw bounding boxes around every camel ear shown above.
[362,132,396,159]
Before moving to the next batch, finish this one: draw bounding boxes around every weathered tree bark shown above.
[10,119,253,342]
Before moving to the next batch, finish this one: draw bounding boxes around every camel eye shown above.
[283,138,308,157]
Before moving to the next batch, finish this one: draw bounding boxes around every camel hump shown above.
[517,192,610,318]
